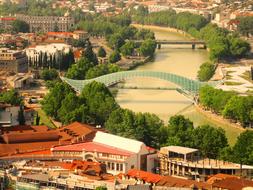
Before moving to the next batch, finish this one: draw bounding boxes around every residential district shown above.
[0,0,253,190]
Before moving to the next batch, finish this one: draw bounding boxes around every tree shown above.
[83,41,98,65]
[85,64,120,79]
[81,81,119,124]
[41,82,73,119]
[238,16,253,37]
[197,62,215,81]
[41,69,58,81]
[109,51,121,63]
[108,33,125,50]
[18,105,25,125]
[105,108,164,148]
[0,89,22,105]
[97,47,106,58]
[95,187,107,190]
[165,115,194,147]
[12,19,29,33]
[120,41,135,56]
[65,58,94,80]
[58,92,88,124]
[192,125,228,158]
[232,130,253,165]
[138,39,156,57]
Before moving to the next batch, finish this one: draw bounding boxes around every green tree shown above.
[95,187,107,190]
[41,69,58,81]
[238,16,253,37]
[0,89,22,105]
[85,64,120,79]
[97,46,107,57]
[83,41,98,65]
[197,62,215,81]
[58,92,89,124]
[12,19,29,33]
[232,130,253,165]
[18,105,25,125]
[109,51,121,63]
[81,81,119,124]
[138,39,156,57]
[192,125,228,158]
[120,41,135,56]
[105,108,164,148]
[165,115,194,147]
[65,58,94,79]
[41,82,73,119]
[108,33,125,50]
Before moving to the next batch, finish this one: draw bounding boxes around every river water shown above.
[116,26,208,121]
[115,26,241,145]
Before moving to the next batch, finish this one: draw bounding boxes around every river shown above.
[115,25,242,145]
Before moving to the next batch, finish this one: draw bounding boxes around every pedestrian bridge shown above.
[61,71,218,95]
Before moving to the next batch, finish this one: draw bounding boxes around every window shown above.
[116,163,119,171]
[112,163,115,170]
[120,164,123,171]
[107,162,111,169]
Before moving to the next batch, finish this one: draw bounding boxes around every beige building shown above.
[0,48,28,73]
[16,14,74,33]
[159,146,253,181]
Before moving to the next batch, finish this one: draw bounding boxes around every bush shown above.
[197,62,215,81]
[109,51,121,63]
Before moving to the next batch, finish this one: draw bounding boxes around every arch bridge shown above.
[61,71,218,97]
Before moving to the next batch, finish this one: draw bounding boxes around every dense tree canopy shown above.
[41,69,58,81]
[138,39,156,57]
[105,108,164,148]
[238,16,253,37]
[0,89,23,106]
[12,20,29,33]
[199,86,253,127]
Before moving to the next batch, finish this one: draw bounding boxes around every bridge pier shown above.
[157,44,161,49]
[192,44,195,49]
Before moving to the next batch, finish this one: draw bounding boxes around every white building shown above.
[26,43,71,65]
[52,131,158,175]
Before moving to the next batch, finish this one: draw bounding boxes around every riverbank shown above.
[132,24,192,39]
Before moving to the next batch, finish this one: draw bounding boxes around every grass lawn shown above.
[224,81,243,86]
[240,71,253,83]
[36,109,56,129]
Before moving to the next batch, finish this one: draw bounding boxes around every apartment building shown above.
[16,14,74,33]
[159,146,253,181]
[0,48,28,73]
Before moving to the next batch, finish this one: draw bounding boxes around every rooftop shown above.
[161,146,199,155]
[52,141,135,156]
[93,131,145,154]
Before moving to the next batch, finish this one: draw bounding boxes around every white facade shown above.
[26,43,71,63]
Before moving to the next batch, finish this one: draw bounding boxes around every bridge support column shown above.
[157,44,161,49]
[192,44,195,49]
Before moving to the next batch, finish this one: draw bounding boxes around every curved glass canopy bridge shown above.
[61,71,218,95]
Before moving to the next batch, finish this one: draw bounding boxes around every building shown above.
[159,146,253,181]
[16,14,75,33]
[0,103,35,127]
[0,48,28,73]
[0,17,16,31]
[52,131,158,175]
[26,43,71,66]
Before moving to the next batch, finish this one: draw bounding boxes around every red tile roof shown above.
[53,141,134,156]
[212,178,253,190]
[126,169,162,183]
[0,17,16,21]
